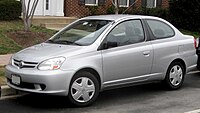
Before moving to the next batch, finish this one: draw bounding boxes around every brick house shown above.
[31,0,168,17]
[64,0,169,17]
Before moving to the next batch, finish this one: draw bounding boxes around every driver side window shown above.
[106,20,145,48]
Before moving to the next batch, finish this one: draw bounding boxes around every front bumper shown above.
[5,64,75,96]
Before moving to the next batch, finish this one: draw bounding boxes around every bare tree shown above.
[112,0,139,14]
[122,0,139,14]
[21,0,39,32]
[112,0,119,14]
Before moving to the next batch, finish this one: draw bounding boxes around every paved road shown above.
[0,72,200,113]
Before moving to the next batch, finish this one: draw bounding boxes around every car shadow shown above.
[183,72,200,88]
[12,82,166,109]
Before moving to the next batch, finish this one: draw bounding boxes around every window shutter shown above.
[79,0,85,5]
[99,0,105,6]
[156,0,162,7]
[129,0,136,6]
[141,0,146,7]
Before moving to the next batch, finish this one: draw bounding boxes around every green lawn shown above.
[0,67,4,77]
[0,21,22,54]
[180,29,200,38]
[0,20,55,55]
[0,67,6,85]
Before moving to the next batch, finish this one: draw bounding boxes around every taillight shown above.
[194,38,197,49]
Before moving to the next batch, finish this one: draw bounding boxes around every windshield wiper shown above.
[47,39,54,43]
[48,40,82,46]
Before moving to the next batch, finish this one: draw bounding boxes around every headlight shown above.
[38,57,66,70]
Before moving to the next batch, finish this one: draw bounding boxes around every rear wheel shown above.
[68,71,99,107]
[164,62,185,90]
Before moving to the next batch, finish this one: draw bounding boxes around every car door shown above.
[145,19,178,76]
[101,19,153,86]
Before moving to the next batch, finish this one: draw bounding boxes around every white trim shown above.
[85,0,98,6]
[154,0,157,8]
[119,0,129,7]
[146,0,157,8]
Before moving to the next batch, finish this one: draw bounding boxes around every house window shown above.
[146,0,156,8]
[85,0,98,6]
[119,0,129,7]
[142,0,162,8]
[46,0,49,10]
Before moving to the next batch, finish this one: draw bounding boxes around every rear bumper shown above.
[5,64,75,96]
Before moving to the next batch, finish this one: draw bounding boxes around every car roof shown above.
[81,14,161,22]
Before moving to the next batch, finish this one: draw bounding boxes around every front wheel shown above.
[68,71,99,107]
[164,62,185,90]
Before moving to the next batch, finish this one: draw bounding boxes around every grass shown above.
[0,67,6,85]
[0,67,4,77]
[0,21,22,54]
[180,29,200,38]
[0,20,56,55]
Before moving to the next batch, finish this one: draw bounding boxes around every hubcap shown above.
[71,77,95,103]
[169,65,183,86]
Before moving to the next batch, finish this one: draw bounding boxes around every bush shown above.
[0,0,21,20]
[106,5,134,14]
[106,5,169,20]
[106,5,115,14]
[169,0,200,32]
[130,8,169,20]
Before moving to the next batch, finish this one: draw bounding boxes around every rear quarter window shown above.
[146,20,175,39]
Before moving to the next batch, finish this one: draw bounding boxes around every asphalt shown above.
[0,72,200,113]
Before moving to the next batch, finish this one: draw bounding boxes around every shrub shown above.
[106,5,133,14]
[106,5,115,14]
[169,0,200,32]
[130,8,169,20]
[0,0,22,20]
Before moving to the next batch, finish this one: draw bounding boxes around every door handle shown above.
[143,51,150,57]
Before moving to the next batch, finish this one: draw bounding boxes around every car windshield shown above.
[47,20,112,46]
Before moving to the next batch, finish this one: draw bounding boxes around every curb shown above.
[0,85,19,98]
[0,65,5,68]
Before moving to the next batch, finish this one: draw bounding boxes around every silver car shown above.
[5,15,197,106]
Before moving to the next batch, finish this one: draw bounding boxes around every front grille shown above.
[13,59,38,69]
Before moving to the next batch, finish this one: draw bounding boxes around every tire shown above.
[68,71,100,107]
[164,62,185,90]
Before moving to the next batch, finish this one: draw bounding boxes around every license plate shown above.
[11,74,21,85]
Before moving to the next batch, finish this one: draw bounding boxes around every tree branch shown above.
[30,0,39,25]
[28,0,38,18]
[21,0,26,20]
[114,0,119,14]
[26,0,31,18]
[122,0,139,14]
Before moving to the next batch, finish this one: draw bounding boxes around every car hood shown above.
[13,43,84,62]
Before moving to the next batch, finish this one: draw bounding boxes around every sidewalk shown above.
[0,54,12,67]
